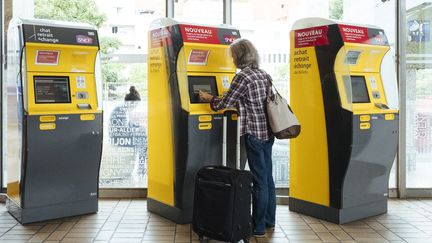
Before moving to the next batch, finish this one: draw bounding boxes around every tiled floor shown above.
[0,199,432,243]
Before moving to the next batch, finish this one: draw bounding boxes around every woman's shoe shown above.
[266,224,275,231]
[253,232,266,238]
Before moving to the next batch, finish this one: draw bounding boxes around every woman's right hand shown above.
[199,90,213,102]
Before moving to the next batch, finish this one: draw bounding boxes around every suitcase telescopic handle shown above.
[223,110,241,169]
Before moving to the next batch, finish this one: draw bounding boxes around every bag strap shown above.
[266,73,280,100]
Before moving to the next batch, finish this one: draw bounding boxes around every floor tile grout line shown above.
[0,221,18,238]
[92,198,120,242]
[47,215,80,242]
[31,220,61,242]
[110,199,132,242]
[141,202,151,243]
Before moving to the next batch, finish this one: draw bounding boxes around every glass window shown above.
[96,0,165,188]
[406,0,432,188]
[233,0,298,188]
[342,0,397,189]
[29,0,164,188]
[174,0,223,25]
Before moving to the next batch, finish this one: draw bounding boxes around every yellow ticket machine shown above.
[147,18,241,223]
[289,18,399,223]
[5,18,103,224]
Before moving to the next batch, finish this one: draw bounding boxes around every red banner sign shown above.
[180,24,220,44]
[294,26,329,48]
[338,24,369,44]
[35,50,60,65]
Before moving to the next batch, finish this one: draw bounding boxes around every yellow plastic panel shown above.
[40,115,56,122]
[147,44,174,206]
[26,72,100,115]
[183,43,236,73]
[186,72,236,114]
[334,44,388,74]
[39,123,56,130]
[360,123,371,130]
[360,115,370,122]
[198,115,212,122]
[198,123,212,130]
[80,114,95,121]
[25,43,98,73]
[334,45,398,116]
[290,36,329,207]
[7,181,20,206]
[385,114,395,120]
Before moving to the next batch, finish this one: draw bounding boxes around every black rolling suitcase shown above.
[192,111,252,243]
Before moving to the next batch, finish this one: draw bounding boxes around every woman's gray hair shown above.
[230,39,260,69]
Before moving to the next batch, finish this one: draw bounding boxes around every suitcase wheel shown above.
[199,235,209,243]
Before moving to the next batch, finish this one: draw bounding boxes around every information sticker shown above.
[76,76,86,89]
[35,50,60,65]
[222,76,230,89]
[188,49,210,65]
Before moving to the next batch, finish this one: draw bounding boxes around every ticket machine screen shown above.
[351,76,370,103]
[188,76,218,103]
[34,76,71,103]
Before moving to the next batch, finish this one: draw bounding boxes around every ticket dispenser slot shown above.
[188,76,219,103]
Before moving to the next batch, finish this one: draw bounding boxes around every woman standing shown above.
[199,39,275,237]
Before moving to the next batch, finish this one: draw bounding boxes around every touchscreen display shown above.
[193,84,212,94]
[350,76,370,103]
[188,76,218,103]
[34,76,71,103]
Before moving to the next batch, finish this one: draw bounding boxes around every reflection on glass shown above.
[100,100,148,188]
[93,0,163,188]
[4,23,23,201]
[406,0,432,188]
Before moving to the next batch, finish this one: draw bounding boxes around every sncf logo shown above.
[76,35,93,44]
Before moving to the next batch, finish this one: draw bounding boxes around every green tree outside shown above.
[329,0,343,20]
[34,0,106,28]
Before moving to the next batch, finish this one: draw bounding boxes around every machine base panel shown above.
[6,198,98,224]
[147,198,192,224]
[289,197,387,224]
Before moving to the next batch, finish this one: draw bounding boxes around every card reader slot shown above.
[77,103,92,110]
[375,103,389,110]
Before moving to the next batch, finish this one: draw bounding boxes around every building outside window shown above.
[174,0,223,24]
[405,0,432,188]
